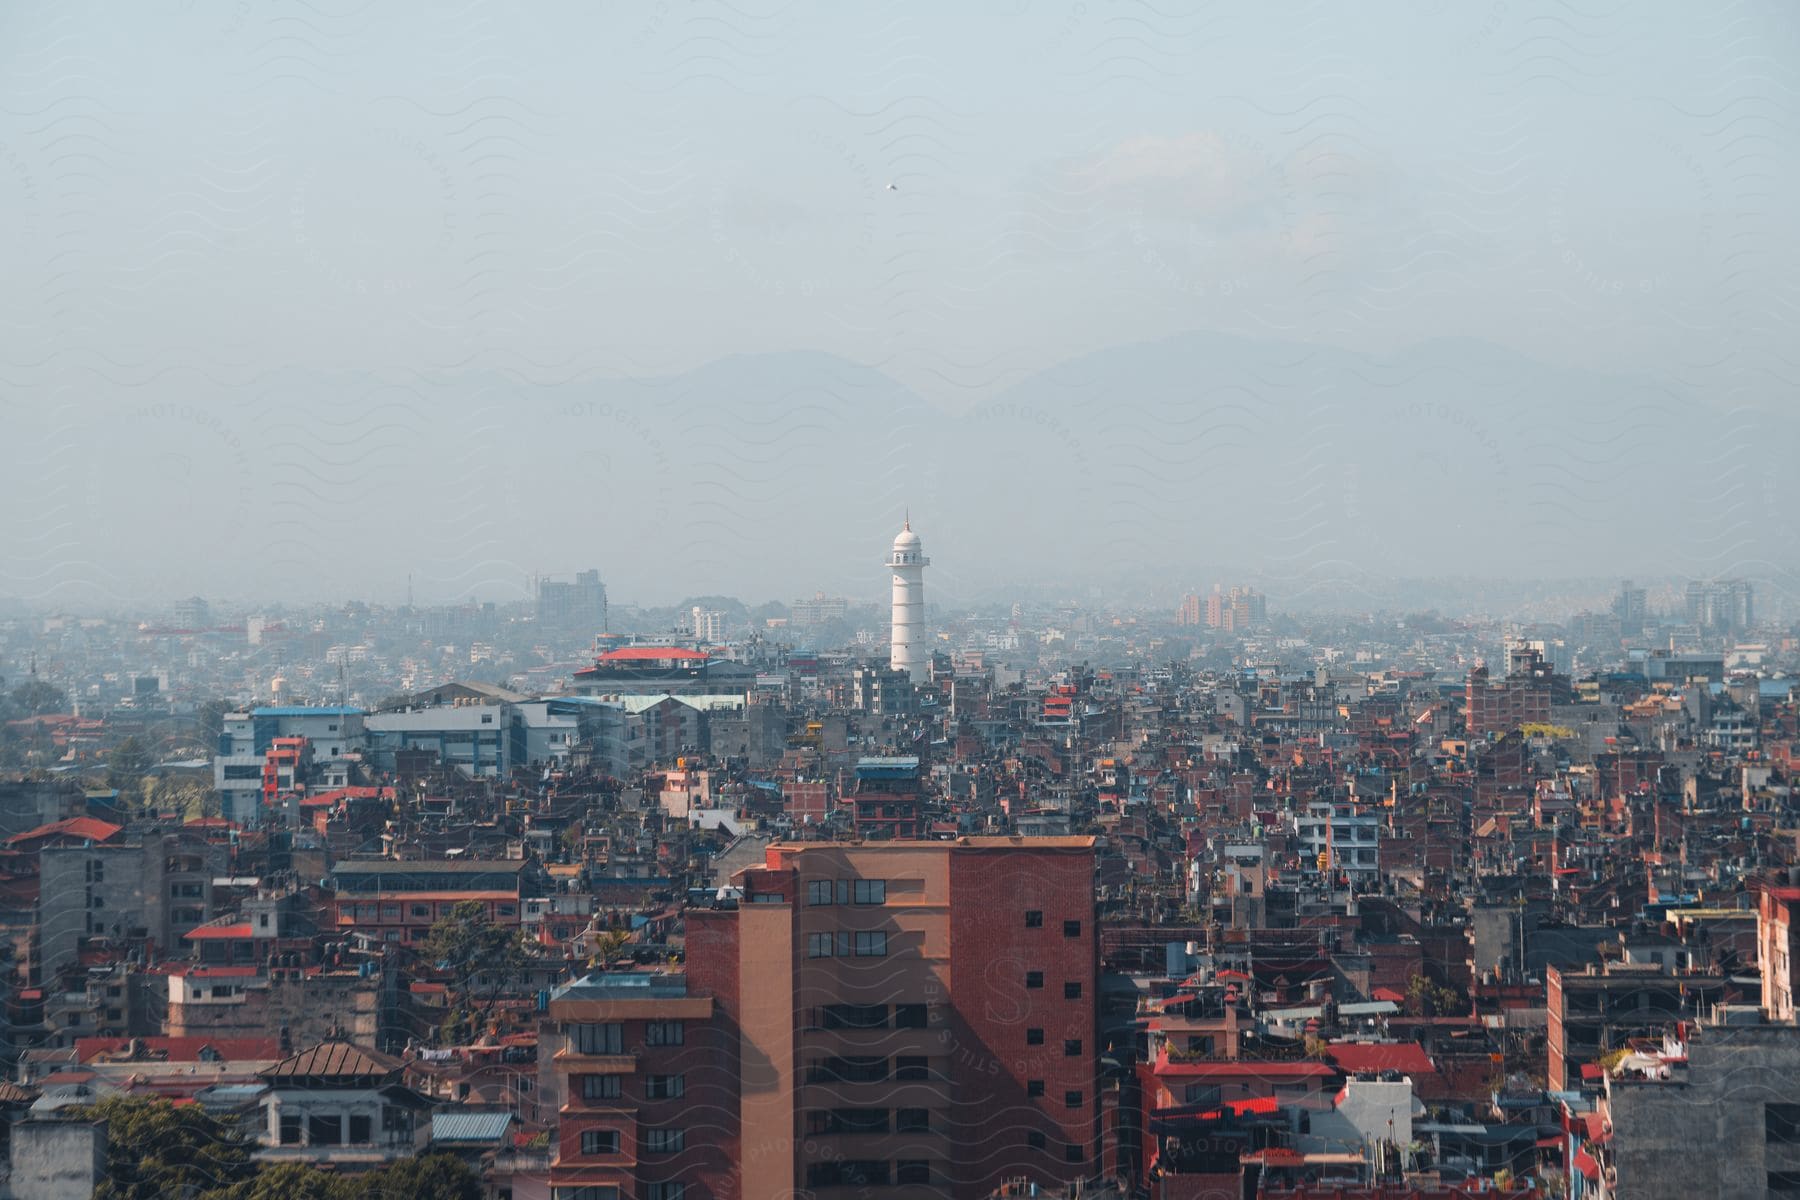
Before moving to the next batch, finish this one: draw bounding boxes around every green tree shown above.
[107,736,152,792]
[200,1154,486,1200]
[78,1096,255,1200]
[421,900,535,1033]
[205,1162,343,1200]
[8,678,68,717]
[336,1154,484,1200]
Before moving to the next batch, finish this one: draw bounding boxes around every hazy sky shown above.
[3,2,1797,610]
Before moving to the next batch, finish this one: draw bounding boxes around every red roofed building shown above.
[570,645,756,697]
[1324,1040,1436,1077]
[6,817,123,852]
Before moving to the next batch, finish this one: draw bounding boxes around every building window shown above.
[411,905,429,918]
[644,1186,686,1200]
[894,1056,929,1081]
[572,1023,624,1055]
[1025,910,1043,928]
[1770,1103,1800,1145]
[1065,1090,1083,1109]
[811,1109,887,1135]
[1064,1142,1084,1163]
[896,1161,931,1185]
[896,1107,929,1133]
[308,1114,342,1145]
[643,1127,685,1154]
[645,1021,684,1046]
[806,932,835,958]
[811,1056,888,1084]
[279,1113,302,1145]
[581,1129,620,1155]
[1064,981,1082,1000]
[1027,1131,1046,1150]
[1028,1080,1045,1097]
[580,1074,621,1101]
[1064,1039,1082,1057]
[1026,1028,1044,1046]
[854,930,888,957]
[807,880,834,906]
[1025,971,1043,989]
[558,1188,621,1200]
[645,1074,685,1099]
[893,1003,927,1029]
[1063,919,1082,937]
[807,1162,890,1188]
[1184,1083,1221,1106]
[852,879,886,904]
[823,1004,887,1030]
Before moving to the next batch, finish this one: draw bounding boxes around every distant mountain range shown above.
[4,332,1793,613]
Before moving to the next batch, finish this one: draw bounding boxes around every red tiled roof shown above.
[7,817,123,846]
[1326,1041,1435,1075]
[1371,986,1406,1003]
[183,922,254,940]
[1156,1056,1334,1080]
[595,646,709,663]
[302,786,393,808]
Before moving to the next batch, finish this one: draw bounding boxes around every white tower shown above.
[888,516,929,678]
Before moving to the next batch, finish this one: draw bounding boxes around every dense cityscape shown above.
[7,1,1796,1196]
[0,519,1793,1198]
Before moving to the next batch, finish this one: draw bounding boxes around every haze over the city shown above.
[3,2,1797,607]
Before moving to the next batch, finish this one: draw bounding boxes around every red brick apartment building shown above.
[544,836,1099,1199]
[1463,665,1552,739]
[1761,884,1800,1023]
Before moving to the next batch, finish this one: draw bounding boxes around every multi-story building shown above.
[364,701,509,778]
[791,594,850,626]
[850,664,917,717]
[1761,885,1800,1024]
[1463,661,1553,739]
[537,569,609,632]
[1202,585,1266,632]
[1546,962,1730,1091]
[1292,801,1381,881]
[38,829,229,980]
[675,836,1099,1199]
[543,971,732,1200]
[329,860,530,948]
[691,607,728,644]
[216,706,363,822]
[1686,578,1755,635]
[1613,580,1647,635]
[847,757,927,842]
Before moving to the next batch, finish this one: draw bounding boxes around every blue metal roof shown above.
[431,1111,515,1143]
